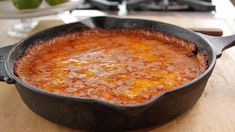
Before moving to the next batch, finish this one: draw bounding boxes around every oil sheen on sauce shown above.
[15,28,208,105]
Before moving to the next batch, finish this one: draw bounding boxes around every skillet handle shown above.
[0,45,15,84]
[199,33,235,58]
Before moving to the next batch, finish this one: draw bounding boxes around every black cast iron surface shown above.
[0,16,235,131]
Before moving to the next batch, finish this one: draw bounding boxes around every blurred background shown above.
[0,0,235,40]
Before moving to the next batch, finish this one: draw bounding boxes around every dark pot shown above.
[0,16,235,131]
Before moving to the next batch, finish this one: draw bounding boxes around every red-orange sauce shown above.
[15,28,208,105]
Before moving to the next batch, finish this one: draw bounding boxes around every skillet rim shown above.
[4,16,217,108]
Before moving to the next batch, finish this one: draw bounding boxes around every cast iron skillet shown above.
[0,16,235,131]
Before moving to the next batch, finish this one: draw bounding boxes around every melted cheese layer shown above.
[15,28,208,105]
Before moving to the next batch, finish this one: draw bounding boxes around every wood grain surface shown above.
[0,12,235,132]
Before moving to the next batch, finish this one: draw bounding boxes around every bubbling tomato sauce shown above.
[14,28,208,105]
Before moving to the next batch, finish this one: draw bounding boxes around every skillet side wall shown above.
[6,17,216,131]
[15,69,212,131]
[135,70,213,129]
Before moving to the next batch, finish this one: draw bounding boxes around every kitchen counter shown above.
[0,12,235,132]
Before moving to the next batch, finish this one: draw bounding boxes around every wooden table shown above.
[1,12,235,132]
